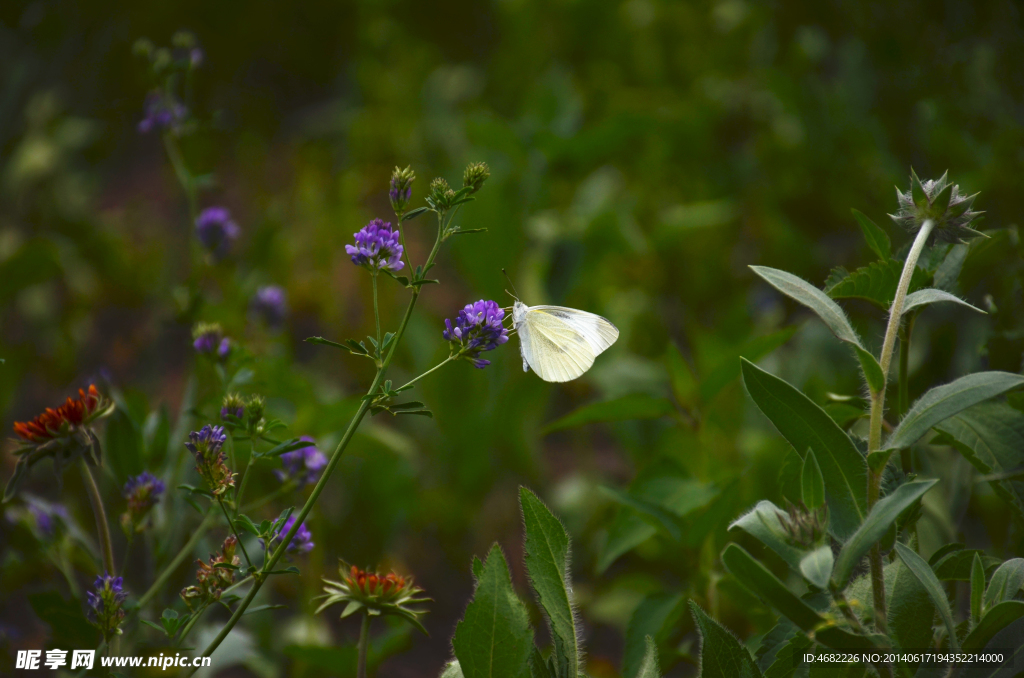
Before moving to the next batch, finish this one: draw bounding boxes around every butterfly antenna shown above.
[501,268,520,300]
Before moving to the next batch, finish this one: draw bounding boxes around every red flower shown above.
[13,385,105,442]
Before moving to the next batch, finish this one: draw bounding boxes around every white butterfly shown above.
[512,300,619,382]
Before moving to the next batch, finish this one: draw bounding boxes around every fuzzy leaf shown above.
[750,266,864,349]
[690,601,763,678]
[983,559,1024,610]
[887,555,934,655]
[799,546,833,590]
[520,488,579,678]
[635,636,660,678]
[903,288,985,316]
[962,601,1024,652]
[729,500,807,572]
[741,359,867,540]
[851,209,891,260]
[894,543,959,650]
[623,594,684,678]
[452,544,534,678]
[800,450,825,510]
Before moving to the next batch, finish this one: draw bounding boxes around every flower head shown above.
[87,573,128,642]
[890,169,985,244]
[192,322,231,359]
[775,499,828,549]
[317,563,429,633]
[138,90,187,134]
[442,300,510,368]
[345,219,405,272]
[428,177,456,210]
[221,393,245,421]
[389,166,415,215]
[195,207,240,260]
[275,436,326,486]
[120,472,165,533]
[251,286,287,328]
[6,385,114,501]
[262,515,314,554]
[245,394,266,436]
[463,162,490,194]
[185,425,234,496]
[180,535,240,611]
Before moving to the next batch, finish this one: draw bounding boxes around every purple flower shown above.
[123,472,165,514]
[86,572,127,642]
[345,219,405,272]
[262,515,314,554]
[190,48,204,67]
[138,91,187,134]
[185,425,234,496]
[195,207,240,260]
[443,300,510,368]
[275,436,326,487]
[28,501,68,538]
[251,286,287,328]
[192,322,231,359]
[221,393,245,421]
[389,166,415,214]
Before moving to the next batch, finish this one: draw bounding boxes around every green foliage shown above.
[690,602,762,678]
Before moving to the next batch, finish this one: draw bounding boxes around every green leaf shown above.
[800,450,825,510]
[402,206,429,221]
[749,266,864,349]
[666,342,698,408]
[851,209,891,260]
[824,259,931,310]
[799,546,833,590]
[689,601,763,678]
[599,486,681,541]
[729,500,807,572]
[894,542,959,650]
[597,510,656,574]
[983,559,1024,610]
[699,326,798,403]
[635,636,660,678]
[885,372,1024,451]
[542,394,674,434]
[305,336,357,351]
[932,549,1001,581]
[623,594,684,678]
[520,488,580,678]
[261,438,311,459]
[853,346,884,395]
[441,661,466,678]
[972,553,986,627]
[832,479,938,586]
[721,544,824,632]
[887,555,934,654]
[962,601,1024,652]
[141,619,167,635]
[933,402,1024,523]
[740,359,867,540]
[242,604,287,616]
[452,544,534,678]
[902,288,985,316]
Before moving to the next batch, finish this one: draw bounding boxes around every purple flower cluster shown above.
[275,436,326,487]
[86,573,128,642]
[221,393,245,421]
[123,472,165,516]
[195,207,240,260]
[185,425,234,496]
[262,515,314,554]
[443,300,510,368]
[345,219,404,272]
[389,166,415,214]
[138,91,187,134]
[193,323,231,359]
[28,501,68,538]
[251,285,287,327]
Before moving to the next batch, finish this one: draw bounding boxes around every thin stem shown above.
[372,273,382,363]
[395,355,455,392]
[829,584,867,635]
[357,612,371,678]
[233,436,258,516]
[216,497,252,569]
[865,218,935,635]
[898,315,916,475]
[222,574,254,597]
[79,459,115,575]
[241,482,295,514]
[177,605,206,646]
[134,508,216,614]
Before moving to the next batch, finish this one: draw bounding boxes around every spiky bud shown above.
[428,178,456,211]
[462,162,490,195]
[776,499,828,549]
[890,169,984,244]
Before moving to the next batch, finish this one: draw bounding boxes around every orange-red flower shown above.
[346,565,409,599]
[13,385,105,442]
[317,562,429,634]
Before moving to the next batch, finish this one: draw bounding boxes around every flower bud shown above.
[389,166,415,215]
[429,177,456,211]
[776,500,828,549]
[462,162,490,194]
[889,169,984,244]
[221,393,245,421]
[245,395,266,435]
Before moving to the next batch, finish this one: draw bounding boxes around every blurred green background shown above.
[2,0,1024,676]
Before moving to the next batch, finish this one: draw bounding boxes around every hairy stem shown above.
[79,459,115,575]
[134,508,216,614]
[357,612,371,678]
[866,218,934,634]
[898,315,916,475]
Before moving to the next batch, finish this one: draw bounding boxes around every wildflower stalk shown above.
[395,356,455,392]
[79,458,115,576]
[133,508,216,614]
[898,316,916,474]
[186,211,446,675]
[215,496,253,569]
[865,218,935,634]
[232,435,259,517]
[357,612,371,678]
[177,605,206,646]
[372,272,382,364]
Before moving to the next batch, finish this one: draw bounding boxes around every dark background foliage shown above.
[1,0,1023,676]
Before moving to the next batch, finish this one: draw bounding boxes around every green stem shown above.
[898,315,916,475]
[79,459,115,575]
[177,605,207,646]
[357,612,371,678]
[216,496,252,569]
[372,273,382,363]
[395,355,455,392]
[233,436,258,516]
[134,508,216,614]
[187,237,441,674]
[865,218,934,635]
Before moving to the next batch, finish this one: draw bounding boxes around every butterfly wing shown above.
[519,306,619,382]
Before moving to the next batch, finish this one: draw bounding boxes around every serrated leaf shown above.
[885,372,1024,451]
[903,288,985,316]
[520,488,579,678]
[894,543,959,650]
[689,601,763,678]
[452,544,534,678]
[832,479,937,586]
[851,209,891,260]
[750,266,864,349]
[799,546,833,590]
[801,450,825,510]
[741,359,867,540]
